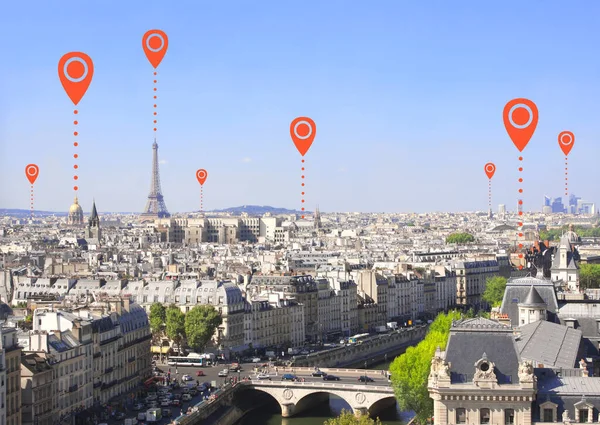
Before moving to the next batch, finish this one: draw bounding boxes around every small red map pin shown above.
[25,164,39,184]
[484,163,496,179]
[196,169,208,185]
[558,131,575,156]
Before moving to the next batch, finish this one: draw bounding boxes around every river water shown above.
[235,359,412,425]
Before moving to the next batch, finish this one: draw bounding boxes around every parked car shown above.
[162,409,172,417]
[312,370,327,377]
[323,374,340,381]
[358,376,374,383]
[182,393,192,401]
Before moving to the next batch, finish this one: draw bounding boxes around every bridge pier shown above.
[354,407,369,417]
[281,403,295,418]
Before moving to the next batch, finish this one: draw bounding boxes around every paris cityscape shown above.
[2,2,600,425]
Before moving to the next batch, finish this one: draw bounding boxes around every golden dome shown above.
[69,196,83,214]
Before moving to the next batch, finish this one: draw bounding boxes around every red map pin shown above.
[558,131,575,156]
[196,169,208,185]
[143,30,169,68]
[58,52,94,105]
[484,163,496,179]
[290,117,316,156]
[503,98,538,152]
[25,164,39,184]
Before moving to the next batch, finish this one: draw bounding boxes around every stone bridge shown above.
[234,380,396,417]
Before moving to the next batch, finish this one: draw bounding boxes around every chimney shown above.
[123,297,130,313]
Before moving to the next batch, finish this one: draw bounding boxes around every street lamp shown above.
[364,360,368,386]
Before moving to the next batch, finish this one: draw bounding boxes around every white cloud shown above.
[159,160,167,164]
[241,157,252,163]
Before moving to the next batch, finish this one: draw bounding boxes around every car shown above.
[312,370,327,377]
[170,399,181,407]
[115,412,126,420]
[358,376,374,383]
[162,409,172,417]
[196,370,205,376]
[182,374,193,381]
[251,357,261,363]
[218,369,229,377]
[281,373,297,381]
[323,374,340,381]
[256,373,271,380]
[182,393,192,401]
[160,400,170,407]
[133,403,145,411]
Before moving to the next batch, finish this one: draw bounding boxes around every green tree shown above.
[184,305,223,352]
[165,306,186,352]
[580,264,600,289]
[390,310,462,425]
[482,276,508,307]
[445,232,475,244]
[149,303,166,337]
[323,410,382,425]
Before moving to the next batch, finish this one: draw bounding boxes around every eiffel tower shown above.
[140,140,170,219]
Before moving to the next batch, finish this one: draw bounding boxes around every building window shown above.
[579,409,588,423]
[543,409,553,422]
[504,409,515,424]
[456,408,466,424]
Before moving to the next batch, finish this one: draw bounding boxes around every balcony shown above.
[93,352,102,359]
[104,367,114,374]
[93,382,102,389]
[68,384,78,393]
[128,356,136,363]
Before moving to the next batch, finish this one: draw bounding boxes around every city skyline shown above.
[1,1,600,213]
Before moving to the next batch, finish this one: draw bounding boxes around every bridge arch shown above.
[368,395,398,417]
[294,390,353,416]
[231,385,282,414]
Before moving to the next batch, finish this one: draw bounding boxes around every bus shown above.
[167,353,206,367]
[146,408,162,422]
[348,333,370,344]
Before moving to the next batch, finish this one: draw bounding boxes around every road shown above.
[157,361,391,387]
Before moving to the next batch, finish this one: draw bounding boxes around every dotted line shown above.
[73,110,79,191]
[153,71,158,134]
[565,157,568,196]
[30,184,34,216]
[518,156,524,270]
[301,159,305,218]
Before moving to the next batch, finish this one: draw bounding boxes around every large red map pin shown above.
[290,117,316,156]
[143,30,169,68]
[503,98,538,152]
[58,52,94,105]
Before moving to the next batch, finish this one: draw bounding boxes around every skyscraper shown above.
[141,140,170,220]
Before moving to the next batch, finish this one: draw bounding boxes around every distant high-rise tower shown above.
[141,140,170,219]
[498,204,506,217]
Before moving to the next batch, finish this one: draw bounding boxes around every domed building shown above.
[67,195,84,225]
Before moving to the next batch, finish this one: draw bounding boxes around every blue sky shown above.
[1,1,599,214]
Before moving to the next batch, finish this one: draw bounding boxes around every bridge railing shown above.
[247,379,394,392]
[254,366,390,376]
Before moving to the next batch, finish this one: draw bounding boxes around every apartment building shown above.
[243,293,305,349]
[20,353,53,425]
[0,329,6,425]
[453,260,500,308]
[2,328,21,425]
[126,279,245,352]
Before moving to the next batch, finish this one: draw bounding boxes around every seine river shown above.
[235,360,412,425]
